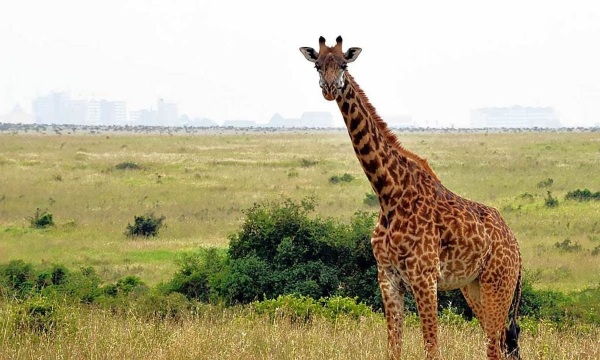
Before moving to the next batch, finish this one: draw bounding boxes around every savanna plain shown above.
[1,127,599,359]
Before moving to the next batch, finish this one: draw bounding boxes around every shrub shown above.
[252,294,374,323]
[536,178,554,188]
[520,283,573,324]
[544,191,559,208]
[36,264,70,289]
[29,208,54,228]
[115,161,143,170]
[554,238,582,253]
[220,255,277,304]
[125,213,165,237]
[0,260,36,298]
[299,158,318,168]
[102,275,146,297]
[166,248,226,303]
[363,192,379,207]
[133,292,191,321]
[565,188,600,201]
[253,294,320,323]
[61,266,102,303]
[329,173,354,184]
[225,198,377,307]
[16,296,60,334]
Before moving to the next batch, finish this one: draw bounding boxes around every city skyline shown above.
[1,1,600,127]
[1,89,570,129]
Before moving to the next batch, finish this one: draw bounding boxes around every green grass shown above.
[1,130,599,290]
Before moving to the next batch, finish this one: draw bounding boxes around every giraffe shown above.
[300,36,522,359]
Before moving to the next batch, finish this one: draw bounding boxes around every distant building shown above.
[185,117,218,127]
[32,91,70,124]
[130,99,178,125]
[222,120,256,127]
[157,98,179,125]
[32,92,127,125]
[268,113,289,127]
[266,111,334,128]
[99,100,126,124]
[65,100,89,124]
[299,111,333,127]
[130,109,155,125]
[471,106,561,128]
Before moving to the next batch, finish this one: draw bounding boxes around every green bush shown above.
[329,173,354,184]
[225,198,377,307]
[166,248,226,303]
[102,275,146,297]
[115,161,143,170]
[299,158,318,168]
[363,192,379,207]
[36,264,70,289]
[554,238,582,253]
[536,178,554,188]
[29,208,54,228]
[252,294,374,323]
[565,188,600,201]
[133,292,191,321]
[125,213,165,237]
[16,296,60,333]
[544,191,559,208]
[220,255,277,304]
[0,260,36,298]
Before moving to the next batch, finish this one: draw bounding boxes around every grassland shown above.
[1,129,599,291]
[1,303,599,359]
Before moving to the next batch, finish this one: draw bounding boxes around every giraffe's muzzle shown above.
[321,84,340,101]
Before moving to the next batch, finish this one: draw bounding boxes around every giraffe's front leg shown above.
[410,270,441,360]
[377,265,405,360]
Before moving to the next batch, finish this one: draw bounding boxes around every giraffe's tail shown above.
[504,269,522,359]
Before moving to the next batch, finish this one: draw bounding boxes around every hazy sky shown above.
[1,0,600,126]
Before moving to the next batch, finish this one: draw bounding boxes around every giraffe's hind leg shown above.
[479,274,519,359]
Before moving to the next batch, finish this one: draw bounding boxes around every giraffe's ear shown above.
[299,47,318,63]
[344,47,362,63]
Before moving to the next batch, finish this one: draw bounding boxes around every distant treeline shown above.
[1,122,599,135]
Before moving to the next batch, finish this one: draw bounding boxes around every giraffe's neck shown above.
[336,72,438,207]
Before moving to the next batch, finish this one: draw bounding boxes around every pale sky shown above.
[1,0,600,127]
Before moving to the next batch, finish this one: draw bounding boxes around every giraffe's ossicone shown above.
[300,36,522,360]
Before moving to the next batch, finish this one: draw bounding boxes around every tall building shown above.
[471,106,561,128]
[99,100,126,124]
[88,100,101,124]
[32,92,70,124]
[156,98,178,125]
[32,92,127,125]
[66,100,89,124]
[130,109,155,125]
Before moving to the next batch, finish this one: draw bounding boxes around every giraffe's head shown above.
[299,36,362,101]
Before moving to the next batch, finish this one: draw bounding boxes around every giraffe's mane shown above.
[345,72,440,183]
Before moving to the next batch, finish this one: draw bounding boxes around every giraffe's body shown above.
[300,37,522,359]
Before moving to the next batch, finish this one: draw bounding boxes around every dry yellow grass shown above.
[0,303,598,359]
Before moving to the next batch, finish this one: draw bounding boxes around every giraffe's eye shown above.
[314,63,322,71]
[341,64,347,70]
